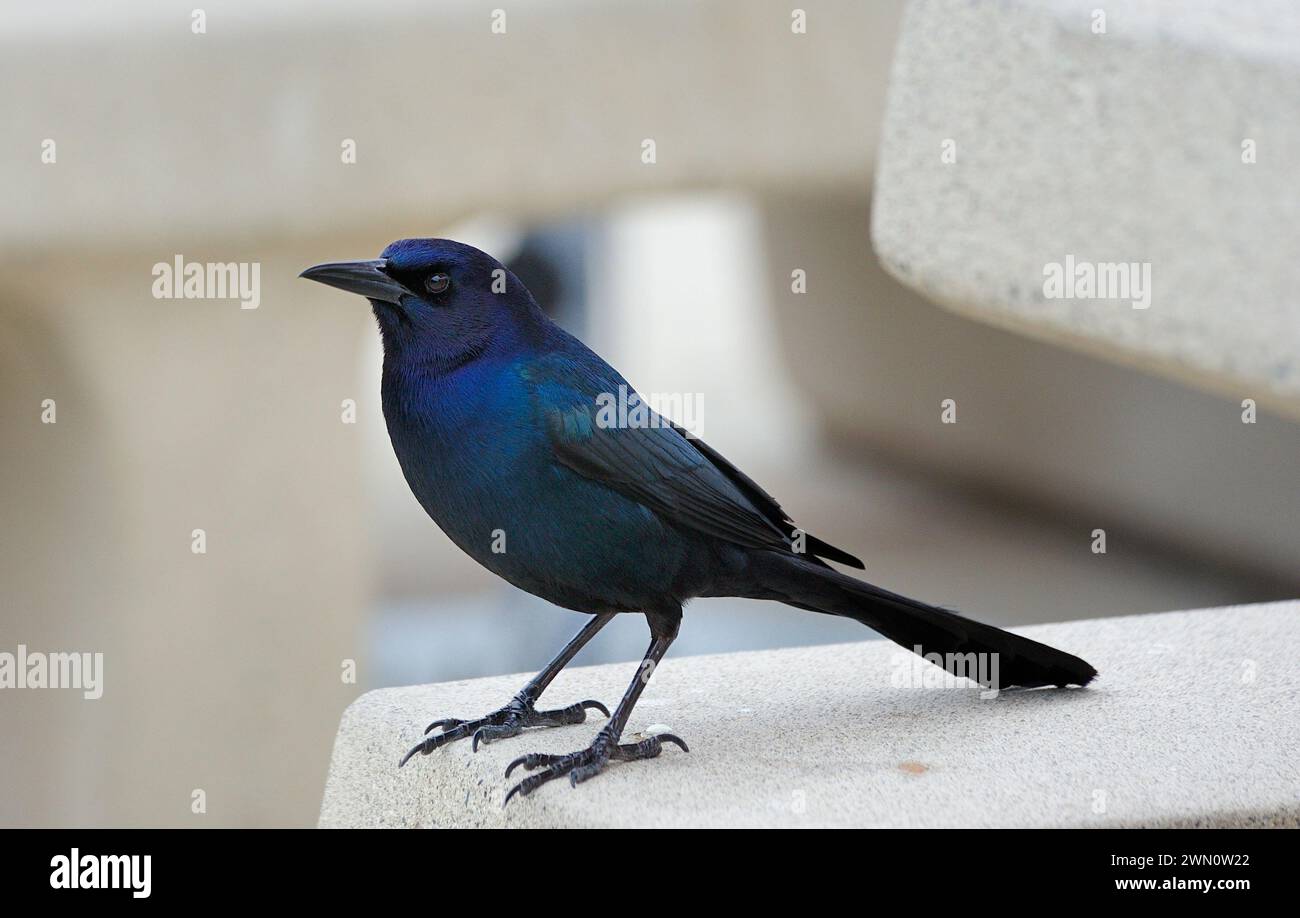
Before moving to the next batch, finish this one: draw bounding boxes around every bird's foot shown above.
[399,695,610,767]
[503,728,689,804]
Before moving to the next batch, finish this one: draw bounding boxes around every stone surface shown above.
[2,0,902,252]
[872,0,1300,416]
[320,601,1300,828]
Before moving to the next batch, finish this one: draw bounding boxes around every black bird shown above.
[301,238,1097,803]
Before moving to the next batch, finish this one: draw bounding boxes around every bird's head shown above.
[300,238,539,367]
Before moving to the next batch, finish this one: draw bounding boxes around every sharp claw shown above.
[504,777,541,807]
[504,754,529,779]
[398,741,424,768]
[408,726,466,759]
[658,733,689,753]
[582,699,611,719]
[424,718,460,735]
[471,729,486,753]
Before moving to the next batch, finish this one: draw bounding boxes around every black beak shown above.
[299,259,410,304]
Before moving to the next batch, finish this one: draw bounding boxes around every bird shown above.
[301,238,1097,804]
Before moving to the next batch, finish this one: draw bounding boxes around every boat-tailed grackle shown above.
[301,238,1097,803]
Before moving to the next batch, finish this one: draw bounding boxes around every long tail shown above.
[747,553,1097,689]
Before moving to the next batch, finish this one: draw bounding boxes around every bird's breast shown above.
[379,357,702,610]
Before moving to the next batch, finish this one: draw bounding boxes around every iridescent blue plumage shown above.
[300,238,1096,801]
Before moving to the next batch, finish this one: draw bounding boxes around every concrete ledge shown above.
[872,0,1300,414]
[320,602,1299,828]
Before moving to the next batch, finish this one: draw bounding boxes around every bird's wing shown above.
[525,353,863,568]
[666,423,864,569]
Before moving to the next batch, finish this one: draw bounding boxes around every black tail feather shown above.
[752,553,1097,689]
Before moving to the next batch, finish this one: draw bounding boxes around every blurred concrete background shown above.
[1,0,1296,827]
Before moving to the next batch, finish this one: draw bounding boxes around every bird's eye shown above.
[425,273,451,294]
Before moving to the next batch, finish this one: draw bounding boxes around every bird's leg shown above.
[504,612,688,803]
[399,613,616,766]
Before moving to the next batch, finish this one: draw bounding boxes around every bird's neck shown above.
[376,300,555,379]
[378,307,558,428]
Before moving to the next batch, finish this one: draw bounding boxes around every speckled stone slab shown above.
[320,601,1299,828]
[872,0,1300,416]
